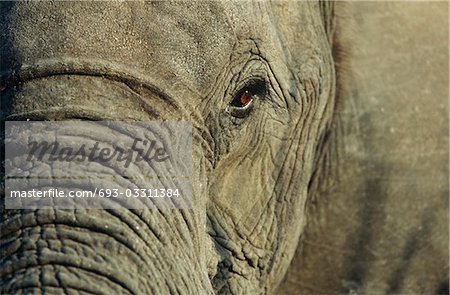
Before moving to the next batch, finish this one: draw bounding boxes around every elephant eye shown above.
[232,90,254,108]
[228,79,266,118]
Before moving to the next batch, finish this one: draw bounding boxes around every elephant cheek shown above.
[207,126,316,293]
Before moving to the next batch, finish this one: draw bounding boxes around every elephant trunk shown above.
[1,208,212,294]
[1,2,216,293]
[1,75,214,294]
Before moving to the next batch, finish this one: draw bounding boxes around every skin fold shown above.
[0,1,448,294]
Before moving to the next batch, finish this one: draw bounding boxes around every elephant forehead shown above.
[2,1,326,101]
[2,1,236,96]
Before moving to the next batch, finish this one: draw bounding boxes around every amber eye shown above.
[228,89,256,118]
[228,79,266,118]
[235,90,254,107]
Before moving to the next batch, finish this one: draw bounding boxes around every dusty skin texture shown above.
[0,1,448,295]
[1,1,336,294]
[279,2,449,294]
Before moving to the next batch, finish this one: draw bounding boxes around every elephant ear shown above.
[279,2,449,294]
[321,1,353,117]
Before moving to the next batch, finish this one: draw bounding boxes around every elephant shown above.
[0,1,448,294]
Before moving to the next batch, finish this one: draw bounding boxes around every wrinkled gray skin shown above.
[1,1,337,294]
[0,1,448,295]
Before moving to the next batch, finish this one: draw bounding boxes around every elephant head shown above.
[0,1,341,293]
